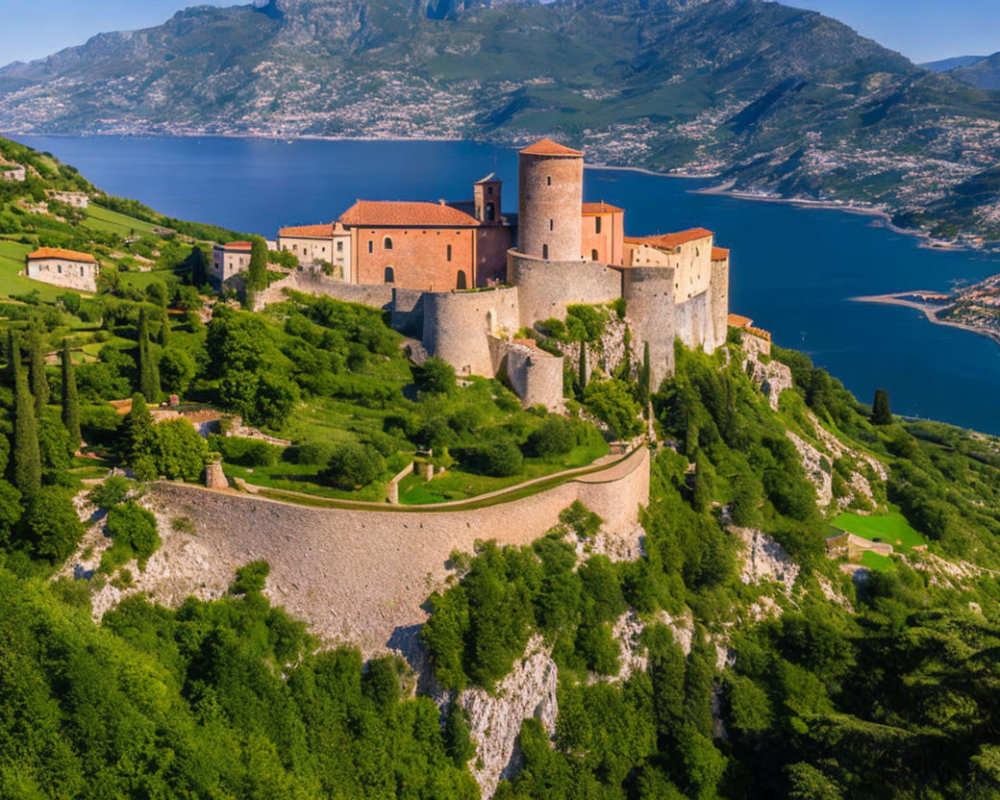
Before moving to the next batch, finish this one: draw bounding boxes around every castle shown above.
[267,139,730,407]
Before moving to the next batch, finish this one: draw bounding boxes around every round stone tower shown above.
[517,138,584,262]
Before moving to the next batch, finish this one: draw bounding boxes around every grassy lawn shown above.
[223,462,390,503]
[398,441,610,504]
[860,550,895,572]
[832,507,927,551]
[81,205,158,238]
[118,268,176,291]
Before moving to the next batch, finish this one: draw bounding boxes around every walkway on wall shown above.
[170,444,649,514]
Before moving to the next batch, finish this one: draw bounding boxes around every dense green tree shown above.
[414,356,456,394]
[61,341,81,450]
[245,235,268,293]
[124,393,156,479]
[584,379,643,440]
[578,340,588,393]
[158,347,196,395]
[11,355,41,500]
[527,415,576,457]
[322,442,384,489]
[872,387,892,425]
[23,486,83,562]
[26,332,49,412]
[137,308,160,402]
[151,418,208,481]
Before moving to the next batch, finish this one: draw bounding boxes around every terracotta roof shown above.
[711,247,730,261]
[26,247,96,263]
[626,228,714,250]
[519,138,583,157]
[339,200,480,228]
[582,202,624,215]
[216,241,253,250]
[279,223,335,238]
[728,314,753,328]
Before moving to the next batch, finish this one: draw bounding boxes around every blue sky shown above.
[0,0,997,66]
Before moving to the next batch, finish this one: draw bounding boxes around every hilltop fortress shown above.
[264,139,730,406]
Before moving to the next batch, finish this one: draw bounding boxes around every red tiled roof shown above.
[339,201,480,228]
[26,247,96,263]
[582,202,624,215]
[728,314,752,328]
[712,247,730,261]
[216,241,253,250]
[279,223,335,238]
[626,228,714,250]
[519,138,583,157]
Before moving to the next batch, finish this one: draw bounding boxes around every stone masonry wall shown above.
[422,287,520,376]
[147,446,650,655]
[250,271,394,312]
[508,250,622,328]
[623,266,677,390]
[502,342,565,410]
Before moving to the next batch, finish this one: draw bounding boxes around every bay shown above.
[12,134,1000,434]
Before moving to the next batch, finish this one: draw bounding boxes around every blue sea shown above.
[12,135,1000,434]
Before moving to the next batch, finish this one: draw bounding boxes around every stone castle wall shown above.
[507,250,622,328]
[421,287,521,376]
[518,152,583,261]
[710,258,730,349]
[623,266,678,389]
[148,446,650,654]
[501,342,565,410]
[250,271,394,312]
[674,289,715,355]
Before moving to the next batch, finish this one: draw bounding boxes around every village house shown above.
[0,164,26,182]
[210,241,253,288]
[48,190,89,209]
[277,222,352,280]
[25,247,99,292]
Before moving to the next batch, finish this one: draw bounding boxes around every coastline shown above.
[852,292,1000,347]
[4,130,991,252]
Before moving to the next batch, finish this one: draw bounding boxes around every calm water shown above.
[12,135,1000,433]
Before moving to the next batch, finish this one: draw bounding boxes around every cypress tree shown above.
[638,341,651,407]
[871,388,892,426]
[12,357,41,500]
[246,236,268,292]
[125,393,154,466]
[578,341,587,393]
[7,330,20,389]
[158,317,170,347]
[61,341,81,452]
[27,333,49,412]
[137,309,160,402]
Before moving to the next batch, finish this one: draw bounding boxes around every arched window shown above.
[542,244,549,259]
[384,266,395,284]
[591,249,599,261]
[485,202,495,222]
[457,270,468,290]
[383,236,393,250]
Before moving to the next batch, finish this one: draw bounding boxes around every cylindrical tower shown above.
[517,139,583,262]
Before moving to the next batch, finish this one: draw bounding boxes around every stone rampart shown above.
[710,257,730,350]
[623,266,678,389]
[674,288,715,354]
[502,342,565,410]
[390,288,425,336]
[507,250,622,328]
[421,287,520,377]
[148,446,649,654]
[250,271,394,312]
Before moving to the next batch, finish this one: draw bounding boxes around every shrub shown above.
[286,440,338,466]
[527,416,576,458]
[102,501,161,570]
[88,476,135,508]
[211,435,283,467]
[455,438,524,477]
[321,442,385,489]
[584,379,643,440]
[231,560,270,594]
[414,357,456,394]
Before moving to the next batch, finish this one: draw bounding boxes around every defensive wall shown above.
[421,286,521,377]
[249,271,394,312]
[492,338,565,410]
[147,446,650,655]
[507,250,622,328]
[623,266,679,388]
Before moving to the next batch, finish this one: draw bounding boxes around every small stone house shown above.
[25,247,99,292]
[48,190,89,209]
[0,164,26,182]
[210,241,253,288]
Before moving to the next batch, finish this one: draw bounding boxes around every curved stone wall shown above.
[508,250,622,328]
[422,287,521,376]
[148,446,650,654]
[518,152,583,261]
[504,344,565,410]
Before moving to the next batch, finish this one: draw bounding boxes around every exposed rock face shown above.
[732,526,799,594]
[742,333,793,410]
[460,635,558,799]
[786,429,834,505]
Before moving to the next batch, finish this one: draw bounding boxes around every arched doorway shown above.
[457,270,468,290]
[384,266,395,284]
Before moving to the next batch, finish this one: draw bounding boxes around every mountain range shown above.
[2,0,1000,241]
